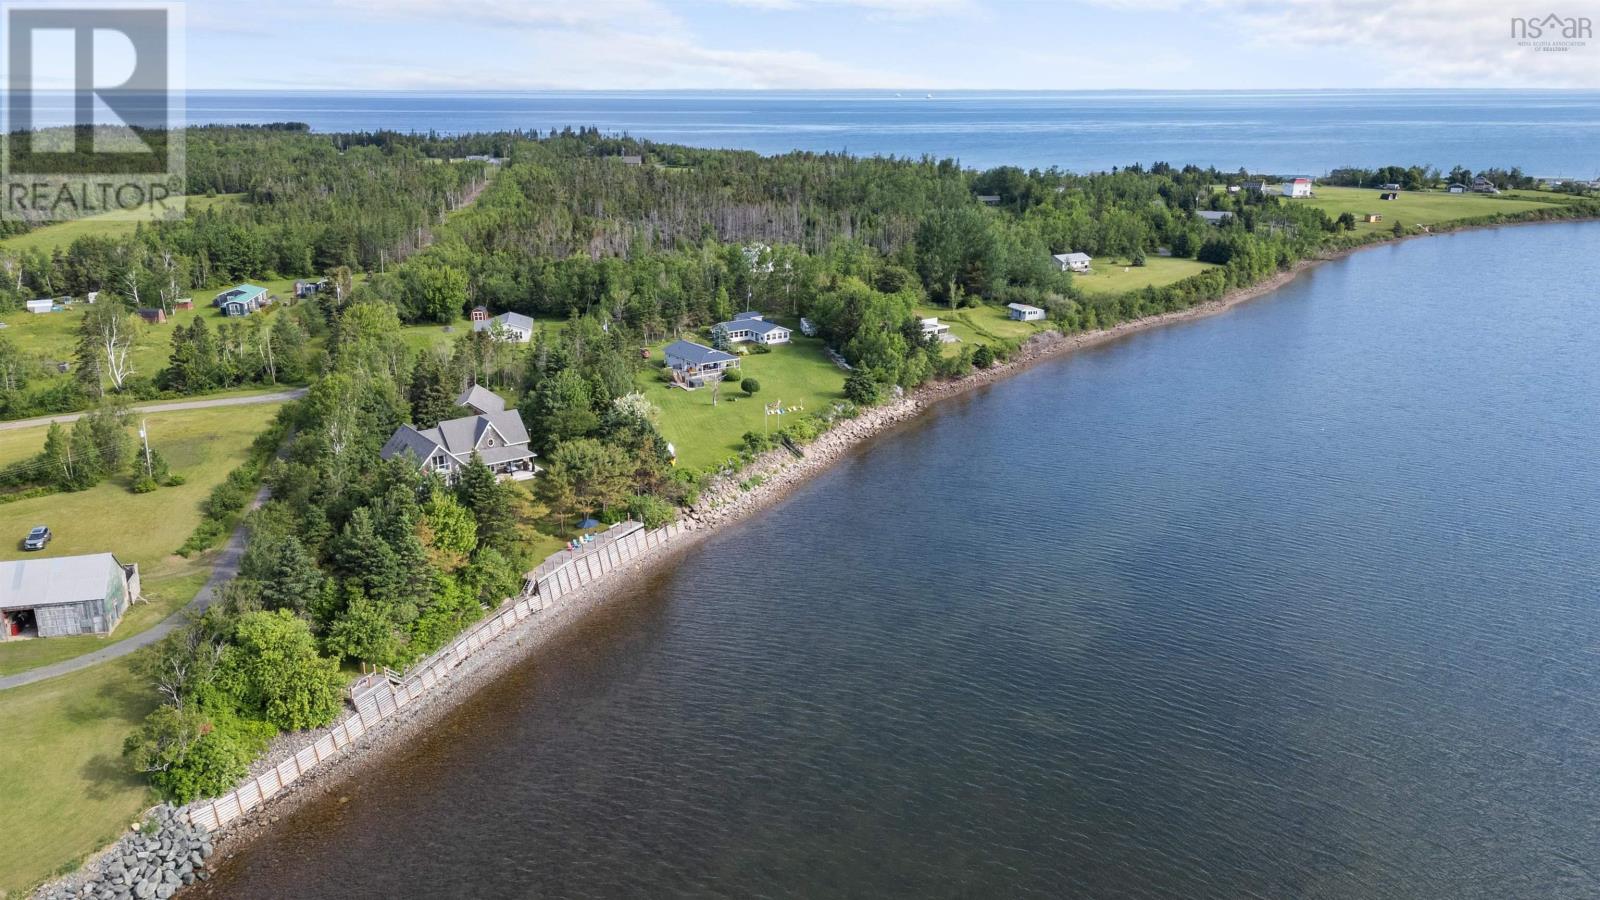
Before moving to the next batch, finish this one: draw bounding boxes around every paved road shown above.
[0,388,306,432]
[0,488,268,692]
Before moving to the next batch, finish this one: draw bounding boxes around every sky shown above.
[182,0,1599,91]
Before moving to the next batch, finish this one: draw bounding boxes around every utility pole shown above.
[140,419,153,479]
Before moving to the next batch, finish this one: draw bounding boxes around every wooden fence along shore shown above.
[185,519,687,832]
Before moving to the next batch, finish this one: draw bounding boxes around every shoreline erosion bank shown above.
[39,216,1581,899]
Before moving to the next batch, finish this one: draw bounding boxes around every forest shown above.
[81,126,1599,801]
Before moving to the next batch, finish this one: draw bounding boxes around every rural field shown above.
[1300,185,1563,234]
[1071,255,1218,297]
[914,303,1054,356]
[0,401,284,676]
[0,194,243,255]
[636,333,846,471]
[0,656,156,898]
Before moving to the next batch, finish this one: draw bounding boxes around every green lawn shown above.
[913,304,1053,356]
[1301,185,1562,234]
[399,313,565,358]
[0,401,283,676]
[0,657,157,898]
[0,194,242,255]
[0,284,302,416]
[637,334,846,471]
[1071,255,1219,297]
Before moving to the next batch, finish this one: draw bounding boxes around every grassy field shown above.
[0,657,157,898]
[0,401,283,676]
[0,195,243,255]
[1072,256,1219,297]
[913,304,1054,356]
[636,334,846,471]
[1300,186,1562,235]
[399,312,565,359]
[0,282,305,414]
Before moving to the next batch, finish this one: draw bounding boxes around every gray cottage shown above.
[380,386,539,481]
[664,340,738,387]
[0,553,139,640]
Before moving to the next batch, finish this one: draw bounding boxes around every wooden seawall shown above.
[185,519,688,832]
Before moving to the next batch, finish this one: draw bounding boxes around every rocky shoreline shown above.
[38,220,1541,899]
[150,245,1315,898]
[38,807,214,900]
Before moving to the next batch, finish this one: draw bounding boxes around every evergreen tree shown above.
[330,508,402,608]
[240,533,326,617]
[409,353,459,429]
[454,454,517,552]
[65,418,106,490]
[84,406,134,474]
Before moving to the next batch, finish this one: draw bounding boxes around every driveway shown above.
[0,485,268,691]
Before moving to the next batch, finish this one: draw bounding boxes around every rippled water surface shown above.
[202,222,1600,899]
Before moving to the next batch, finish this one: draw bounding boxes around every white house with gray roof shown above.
[663,340,738,388]
[471,311,536,343]
[712,312,791,348]
[0,553,139,640]
[380,385,538,481]
[1053,252,1092,273]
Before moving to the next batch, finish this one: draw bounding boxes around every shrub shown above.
[166,473,186,486]
[741,377,761,395]
[627,493,677,529]
[131,475,160,494]
[972,344,996,369]
[843,369,881,406]
[123,707,272,804]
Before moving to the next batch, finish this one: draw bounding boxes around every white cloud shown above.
[1078,0,1600,86]
[335,0,681,32]
[722,0,974,17]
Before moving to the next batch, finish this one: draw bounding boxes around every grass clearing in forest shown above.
[0,402,282,676]
[635,333,846,471]
[1070,256,1218,297]
[0,194,243,256]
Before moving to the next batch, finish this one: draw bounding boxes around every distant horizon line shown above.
[180,87,1597,94]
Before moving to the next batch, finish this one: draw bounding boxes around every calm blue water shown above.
[199,222,1600,898]
[176,89,1600,175]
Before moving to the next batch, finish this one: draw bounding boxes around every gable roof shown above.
[1007,303,1044,313]
[0,553,125,611]
[664,340,737,367]
[471,311,536,334]
[1054,252,1092,264]
[380,410,531,468]
[380,425,443,465]
[714,317,790,337]
[456,384,506,415]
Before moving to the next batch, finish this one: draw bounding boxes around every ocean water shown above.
[173,89,1600,175]
[198,222,1600,899]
